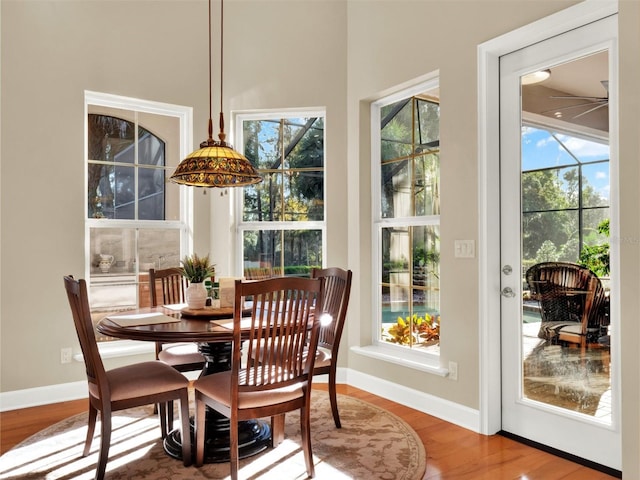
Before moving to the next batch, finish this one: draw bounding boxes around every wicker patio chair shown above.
[525,262,609,349]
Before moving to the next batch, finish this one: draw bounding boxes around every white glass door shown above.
[500,15,620,470]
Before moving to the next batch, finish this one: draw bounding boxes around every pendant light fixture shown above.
[170,0,262,188]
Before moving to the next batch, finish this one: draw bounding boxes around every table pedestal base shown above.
[162,341,272,463]
[164,417,271,463]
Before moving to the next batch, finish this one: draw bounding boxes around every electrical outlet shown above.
[448,361,458,381]
[61,347,73,364]
[454,240,475,258]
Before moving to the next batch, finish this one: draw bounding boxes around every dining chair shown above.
[249,267,353,428]
[193,276,323,479]
[63,275,192,480]
[149,267,206,374]
[525,261,609,349]
[309,267,352,428]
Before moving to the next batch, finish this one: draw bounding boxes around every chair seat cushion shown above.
[557,323,600,337]
[195,371,304,410]
[158,343,205,367]
[89,361,189,402]
[538,321,579,340]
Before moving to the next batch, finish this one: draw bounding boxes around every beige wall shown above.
[345,0,582,408]
[2,0,639,475]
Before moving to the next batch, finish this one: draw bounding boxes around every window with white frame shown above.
[85,92,191,339]
[373,82,441,356]
[237,111,325,278]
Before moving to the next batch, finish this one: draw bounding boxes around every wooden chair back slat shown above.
[149,267,187,306]
[311,267,353,352]
[234,277,323,394]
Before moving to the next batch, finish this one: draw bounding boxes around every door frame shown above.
[477,0,619,436]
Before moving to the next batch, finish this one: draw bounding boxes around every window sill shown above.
[350,344,449,377]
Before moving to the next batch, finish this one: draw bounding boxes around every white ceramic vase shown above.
[186,282,207,309]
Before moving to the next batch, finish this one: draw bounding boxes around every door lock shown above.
[502,265,513,275]
[501,287,516,298]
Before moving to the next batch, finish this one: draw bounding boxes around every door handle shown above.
[502,287,516,298]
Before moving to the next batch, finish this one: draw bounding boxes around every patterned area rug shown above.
[0,392,426,480]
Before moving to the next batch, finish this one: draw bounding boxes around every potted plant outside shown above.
[180,253,216,309]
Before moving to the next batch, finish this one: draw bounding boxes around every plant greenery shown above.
[384,313,440,346]
[579,218,610,277]
[180,253,215,283]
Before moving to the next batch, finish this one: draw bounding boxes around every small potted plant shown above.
[180,253,216,309]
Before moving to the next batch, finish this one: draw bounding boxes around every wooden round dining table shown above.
[97,304,269,464]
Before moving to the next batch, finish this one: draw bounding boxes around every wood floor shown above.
[0,384,617,479]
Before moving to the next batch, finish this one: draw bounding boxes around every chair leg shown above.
[83,404,98,457]
[328,366,341,428]
[194,392,206,467]
[158,402,168,439]
[300,404,315,478]
[179,392,192,467]
[271,414,285,446]
[167,400,175,435]
[95,408,112,480]
[230,413,239,480]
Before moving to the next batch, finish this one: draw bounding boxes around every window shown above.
[372,81,441,356]
[85,92,191,339]
[237,111,325,277]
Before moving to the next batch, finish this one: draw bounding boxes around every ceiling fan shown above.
[543,80,609,119]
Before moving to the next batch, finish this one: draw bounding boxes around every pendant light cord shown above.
[206,0,213,143]
[218,0,227,142]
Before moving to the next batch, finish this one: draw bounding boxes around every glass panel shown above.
[414,153,440,216]
[381,139,412,163]
[137,128,165,166]
[522,167,578,211]
[243,230,281,276]
[89,164,136,220]
[381,160,411,218]
[283,169,324,221]
[582,163,610,207]
[580,210,610,278]
[242,115,324,224]
[113,165,136,219]
[138,228,181,271]
[243,119,280,170]
[521,126,578,170]
[381,99,412,144]
[282,229,322,274]
[243,172,283,222]
[138,166,165,220]
[88,114,135,163]
[415,98,440,148]
[288,117,324,168]
[382,225,410,310]
[90,227,136,275]
[243,229,322,277]
[89,227,138,311]
[522,210,579,263]
[555,133,609,162]
[519,53,611,423]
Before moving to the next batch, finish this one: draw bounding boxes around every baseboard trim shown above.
[0,381,88,412]
[1,367,480,435]
[344,368,480,433]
